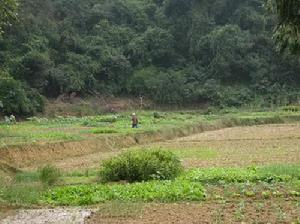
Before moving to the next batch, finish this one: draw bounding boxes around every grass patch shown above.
[1,109,300,147]
[15,171,39,183]
[0,183,44,205]
[258,165,300,179]
[173,148,217,159]
[135,147,218,160]
[43,180,205,205]
[38,165,61,186]
[183,166,300,184]
[92,128,118,134]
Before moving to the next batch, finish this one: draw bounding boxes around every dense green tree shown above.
[0,71,43,116]
[0,0,299,115]
[275,0,300,53]
[266,0,300,53]
[0,0,18,33]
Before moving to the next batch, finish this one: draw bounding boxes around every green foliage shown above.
[0,71,44,116]
[281,105,300,112]
[0,0,18,33]
[266,0,300,54]
[153,111,164,119]
[99,149,183,183]
[0,183,43,205]
[43,180,205,205]
[0,0,298,115]
[38,165,61,186]
[259,165,300,179]
[92,128,118,134]
[183,166,300,184]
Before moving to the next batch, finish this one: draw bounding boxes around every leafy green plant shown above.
[99,149,183,183]
[43,180,205,205]
[38,165,61,186]
[183,167,296,184]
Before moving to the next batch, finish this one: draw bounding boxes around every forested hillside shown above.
[0,0,299,116]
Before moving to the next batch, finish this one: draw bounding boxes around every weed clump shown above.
[153,112,164,119]
[99,150,183,183]
[38,165,61,186]
[92,128,118,134]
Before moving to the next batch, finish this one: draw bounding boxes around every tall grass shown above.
[258,165,300,179]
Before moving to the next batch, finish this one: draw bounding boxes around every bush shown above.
[99,150,183,183]
[0,71,44,116]
[38,165,61,186]
[153,112,165,119]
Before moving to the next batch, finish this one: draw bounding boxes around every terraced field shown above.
[0,111,300,224]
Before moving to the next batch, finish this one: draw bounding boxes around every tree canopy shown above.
[267,0,300,53]
[0,0,18,33]
[0,0,299,116]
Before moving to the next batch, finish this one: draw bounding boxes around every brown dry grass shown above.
[24,123,300,172]
[142,123,300,168]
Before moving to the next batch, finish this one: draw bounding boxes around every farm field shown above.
[83,122,300,224]
[1,110,300,148]
[0,109,300,224]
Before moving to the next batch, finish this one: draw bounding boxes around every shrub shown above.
[99,150,183,183]
[0,71,44,116]
[38,165,61,186]
[153,112,164,119]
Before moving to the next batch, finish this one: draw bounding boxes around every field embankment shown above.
[0,110,300,170]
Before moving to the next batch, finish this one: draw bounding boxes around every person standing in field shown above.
[131,113,139,128]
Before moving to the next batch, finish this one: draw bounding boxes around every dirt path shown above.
[0,208,92,224]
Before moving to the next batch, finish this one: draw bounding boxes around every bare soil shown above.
[142,123,300,168]
[86,200,300,224]
[29,123,298,172]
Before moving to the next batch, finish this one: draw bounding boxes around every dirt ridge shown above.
[1,115,299,169]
